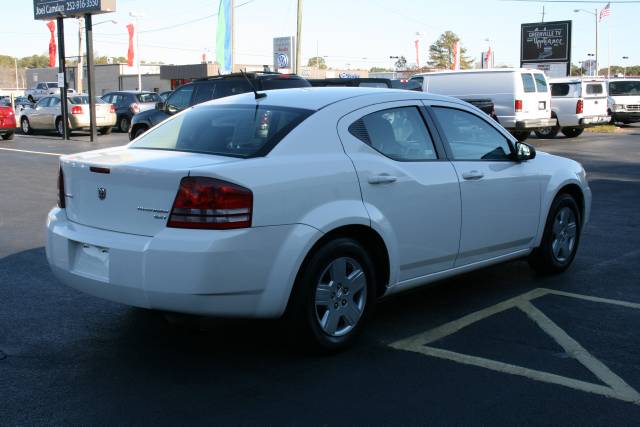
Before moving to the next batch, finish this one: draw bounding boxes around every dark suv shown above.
[129,73,310,140]
[102,91,162,133]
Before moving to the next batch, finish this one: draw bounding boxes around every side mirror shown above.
[515,142,536,161]
[156,102,165,111]
[166,104,178,115]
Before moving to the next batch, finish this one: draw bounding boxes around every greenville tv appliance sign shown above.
[34,0,116,19]
[521,20,572,76]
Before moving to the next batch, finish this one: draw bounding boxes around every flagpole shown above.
[231,0,235,72]
[595,8,599,77]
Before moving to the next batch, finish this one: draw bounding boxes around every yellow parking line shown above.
[389,288,640,405]
[0,147,61,157]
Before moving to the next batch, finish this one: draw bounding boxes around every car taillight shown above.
[130,103,140,114]
[167,177,253,230]
[57,167,66,208]
[110,104,116,113]
[515,99,523,112]
[576,99,584,114]
[71,106,84,115]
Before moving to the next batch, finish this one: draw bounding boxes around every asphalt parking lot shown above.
[1,127,639,425]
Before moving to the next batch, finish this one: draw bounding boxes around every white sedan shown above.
[46,88,591,351]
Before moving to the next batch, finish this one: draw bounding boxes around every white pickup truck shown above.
[535,78,610,139]
[25,82,75,103]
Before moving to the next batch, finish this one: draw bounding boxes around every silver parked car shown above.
[20,95,117,136]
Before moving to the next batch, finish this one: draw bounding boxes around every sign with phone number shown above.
[33,0,116,20]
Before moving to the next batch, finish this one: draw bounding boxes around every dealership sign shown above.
[521,20,572,76]
[273,37,296,72]
[33,0,116,20]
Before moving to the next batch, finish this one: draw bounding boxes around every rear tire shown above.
[512,131,530,142]
[56,118,65,137]
[1,132,14,141]
[529,193,581,275]
[561,127,584,138]
[21,117,32,135]
[131,126,147,140]
[119,116,130,133]
[99,126,113,135]
[287,238,377,353]
[535,125,560,139]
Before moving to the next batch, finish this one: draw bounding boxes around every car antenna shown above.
[240,69,267,100]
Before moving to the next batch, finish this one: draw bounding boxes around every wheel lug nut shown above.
[334,303,339,309]
[342,300,347,306]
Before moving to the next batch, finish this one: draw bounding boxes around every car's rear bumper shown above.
[514,118,557,130]
[580,115,611,126]
[0,127,16,134]
[46,208,320,318]
[69,114,117,129]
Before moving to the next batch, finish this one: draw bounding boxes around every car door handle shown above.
[462,171,484,181]
[368,174,398,185]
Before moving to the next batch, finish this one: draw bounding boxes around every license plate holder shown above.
[71,241,110,280]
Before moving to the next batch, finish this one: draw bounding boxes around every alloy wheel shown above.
[21,119,29,134]
[551,207,577,263]
[314,257,367,337]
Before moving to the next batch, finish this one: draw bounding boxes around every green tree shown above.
[307,56,327,69]
[369,66,391,72]
[428,31,473,70]
[395,56,407,70]
[19,55,51,68]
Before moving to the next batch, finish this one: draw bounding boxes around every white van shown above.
[410,69,556,141]
[607,79,640,125]
[535,78,610,139]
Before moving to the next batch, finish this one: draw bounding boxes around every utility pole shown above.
[231,0,235,72]
[541,5,545,22]
[14,58,19,90]
[85,14,98,142]
[77,17,84,93]
[296,0,303,75]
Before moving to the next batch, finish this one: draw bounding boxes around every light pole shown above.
[130,12,143,91]
[574,9,599,77]
[587,53,595,76]
[622,56,629,77]
[14,57,19,90]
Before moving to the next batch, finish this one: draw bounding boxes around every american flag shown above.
[599,3,611,21]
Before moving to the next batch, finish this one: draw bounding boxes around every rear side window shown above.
[166,85,195,110]
[586,84,603,95]
[192,81,253,105]
[260,78,311,90]
[348,107,438,161]
[534,74,548,92]
[521,74,536,93]
[551,84,570,97]
[130,105,313,158]
[137,93,160,103]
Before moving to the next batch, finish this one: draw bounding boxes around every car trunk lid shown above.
[61,147,241,236]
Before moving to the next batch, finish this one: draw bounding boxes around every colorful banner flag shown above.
[127,24,135,67]
[485,46,492,69]
[47,21,56,68]
[452,41,460,70]
[216,0,233,74]
[415,39,420,68]
[599,3,611,21]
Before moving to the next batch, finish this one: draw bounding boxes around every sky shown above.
[1,0,638,69]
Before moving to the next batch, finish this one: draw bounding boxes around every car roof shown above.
[608,78,640,82]
[548,77,606,84]
[412,68,542,77]
[106,90,155,94]
[200,87,461,111]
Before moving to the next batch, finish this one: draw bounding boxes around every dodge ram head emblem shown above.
[97,187,107,200]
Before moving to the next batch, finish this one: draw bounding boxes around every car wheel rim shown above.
[57,121,64,135]
[121,119,128,130]
[538,127,553,136]
[551,207,577,263]
[314,257,367,337]
[22,120,29,133]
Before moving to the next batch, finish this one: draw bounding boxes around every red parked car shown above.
[0,96,17,140]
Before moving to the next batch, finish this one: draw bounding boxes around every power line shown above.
[499,1,640,3]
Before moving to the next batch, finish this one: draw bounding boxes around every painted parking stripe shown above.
[390,288,640,405]
[0,147,61,157]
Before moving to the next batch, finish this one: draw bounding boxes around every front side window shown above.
[534,74,548,92]
[130,105,313,158]
[49,98,60,107]
[36,98,50,108]
[137,93,160,103]
[432,107,512,161]
[521,74,536,93]
[349,107,437,161]
[166,86,195,110]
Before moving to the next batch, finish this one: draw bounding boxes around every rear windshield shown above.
[0,97,10,107]
[609,81,640,96]
[521,74,536,93]
[533,74,548,92]
[130,105,313,158]
[260,78,311,90]
[585,84,604,95]
[46,83,58,89]
[137,93,160,103]
[69,96,106,105]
